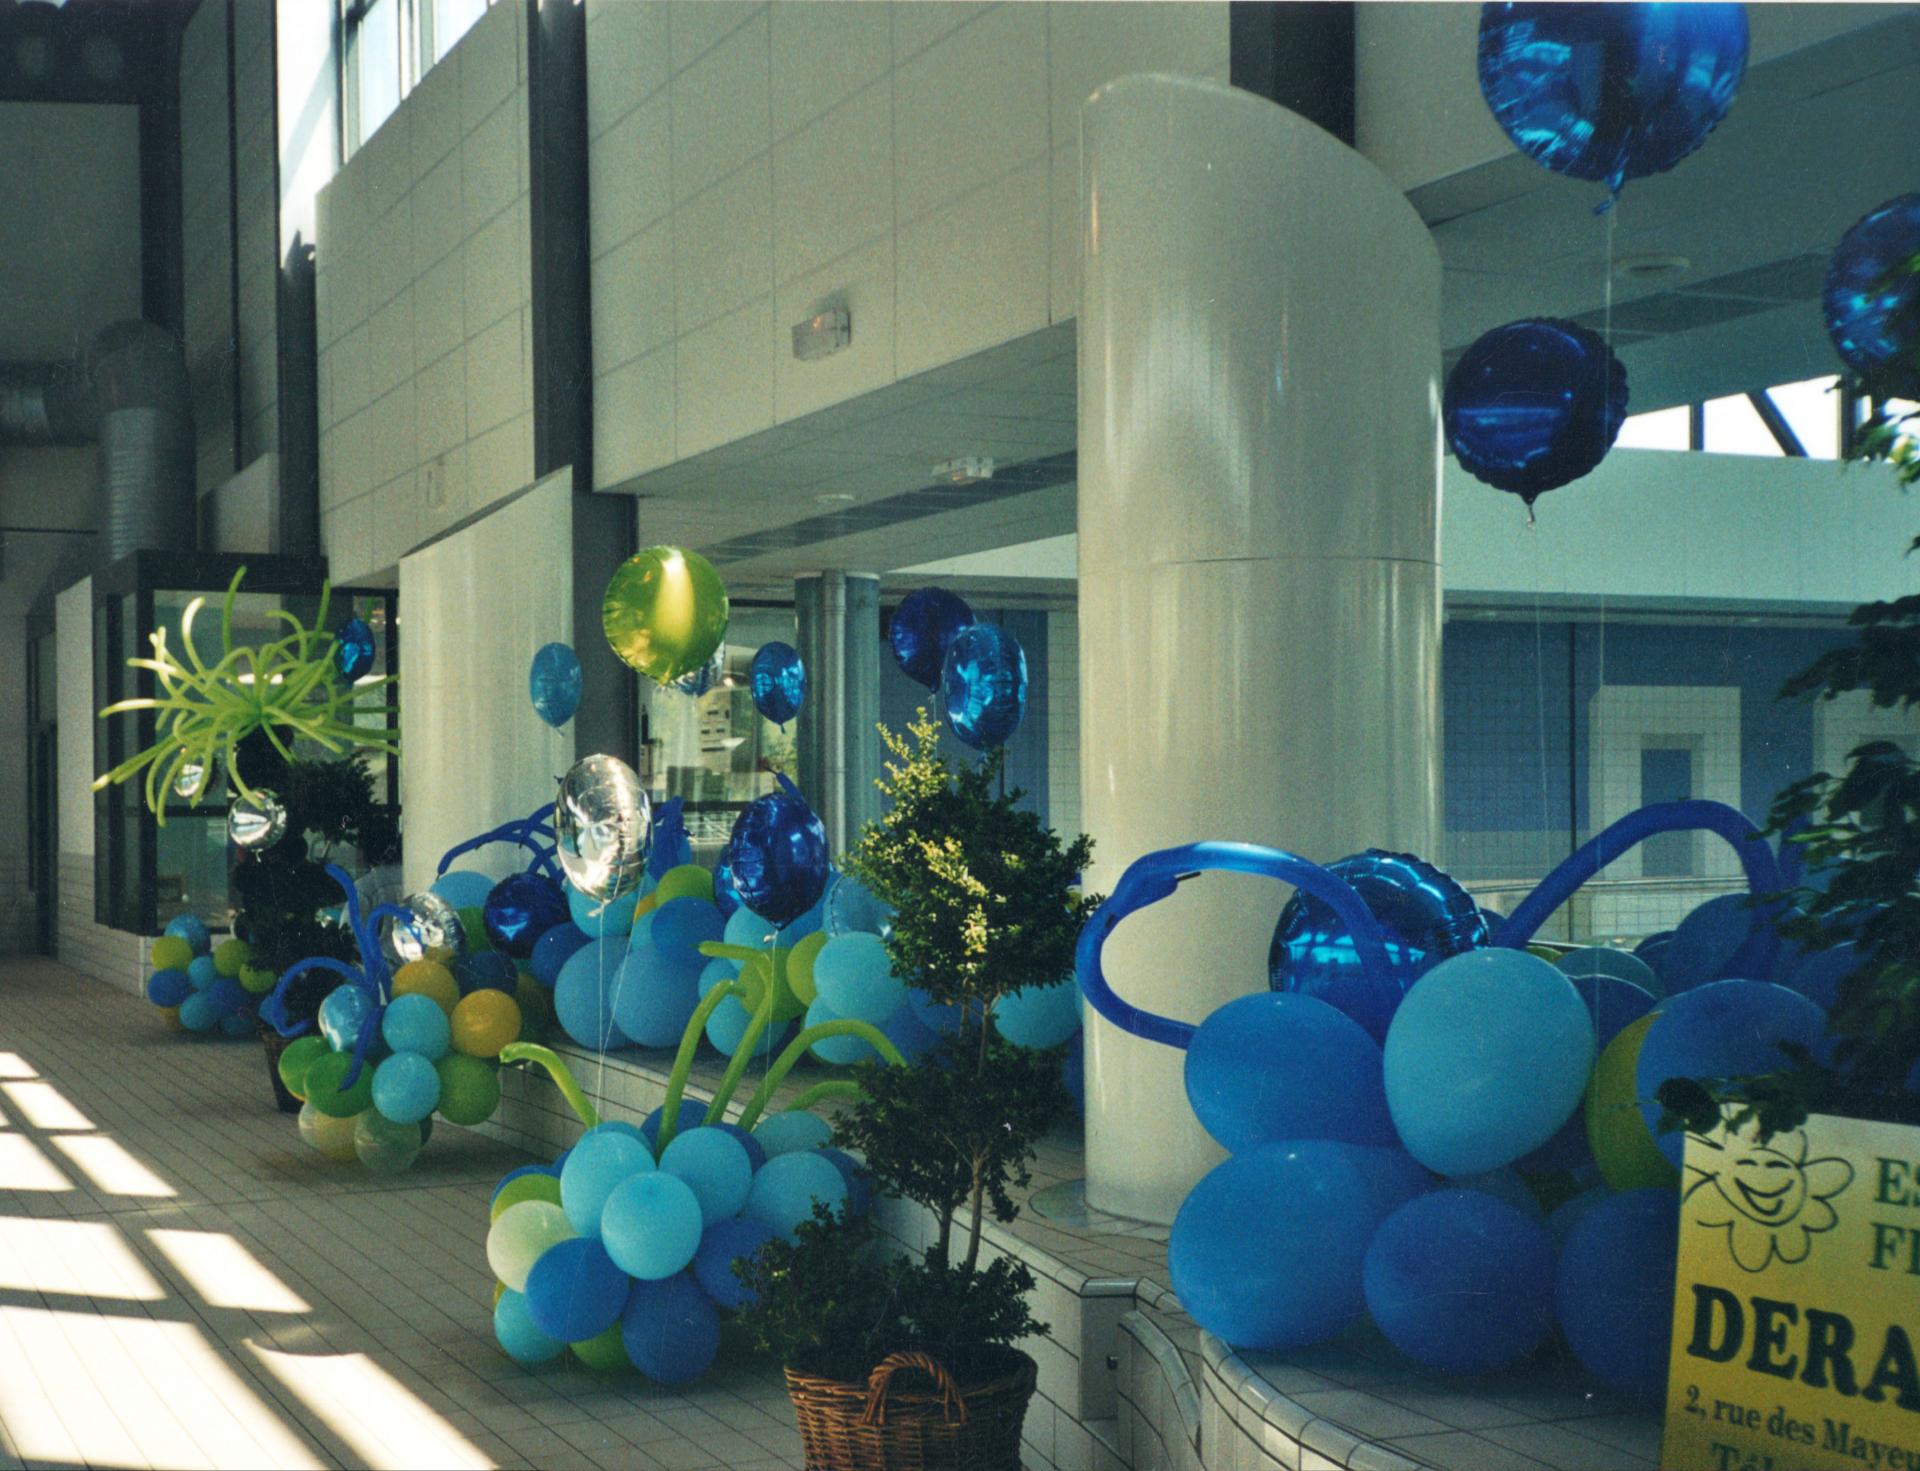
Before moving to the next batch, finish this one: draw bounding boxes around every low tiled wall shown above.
[55,852,149,995]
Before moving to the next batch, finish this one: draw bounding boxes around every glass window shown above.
[1765,375,1842,459]
[433,0,489,61]
[1613,405,1690,451]
[351,0,403,149]
[1702,393,1782,457]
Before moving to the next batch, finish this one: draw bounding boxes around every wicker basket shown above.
[783,1348,1037,1471]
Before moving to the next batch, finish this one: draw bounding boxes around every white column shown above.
[1077,76,1443,1223]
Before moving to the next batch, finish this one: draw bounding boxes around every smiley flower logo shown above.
[1683,1114,1854,1273]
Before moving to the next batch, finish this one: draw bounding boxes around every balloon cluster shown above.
[888,588,1028,751]
[487,1054,873,1380]
[144,916,274,1037]
[1084,802,1834,1398]
[263,807,570,1172]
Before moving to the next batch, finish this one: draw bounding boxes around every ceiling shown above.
[607,5,1920,592]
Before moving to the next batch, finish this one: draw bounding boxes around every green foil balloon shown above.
[602,547,730,685]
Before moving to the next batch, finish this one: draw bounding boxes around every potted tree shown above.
[737,713,1096,1471]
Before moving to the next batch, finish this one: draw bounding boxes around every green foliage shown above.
[736,712,1091,1382]
[841,712,1097,1014]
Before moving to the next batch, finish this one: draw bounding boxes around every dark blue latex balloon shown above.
[528,642,582,728]
[749,642,806,726]
[889,587,974,689]
[1270,850,1487,1042]
[620,1272,720,1385]
[647,796,692,881]
[1556,1189,1679,1401]
[724,776,828,927]
[1184,993,1395,1153]
[530,921,590,987]
[1825,194,1920,398]
[940,622,1028,751]
[523,1237,627,1344]
[147,968,191,1007]
[1364,1189,1555,1375]
[335,617,376,680]
[1444,318,1627,504]
[483,871,569,958]
[455,949,518,996]
[1478,3,1748,196]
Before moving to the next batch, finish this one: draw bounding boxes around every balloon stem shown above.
[498,1042,600,1128]
[734,1020,906,1133]
[655,980,748,1154]
[703,977,780,1127]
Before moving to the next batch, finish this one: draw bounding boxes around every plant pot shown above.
[782,1347,1036,1471]
[256,1021,303,1115]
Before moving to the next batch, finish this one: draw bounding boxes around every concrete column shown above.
[1077,76,1443,1223]
[795,573,881,854]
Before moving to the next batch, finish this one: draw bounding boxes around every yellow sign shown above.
[1665,1112,1920,1471]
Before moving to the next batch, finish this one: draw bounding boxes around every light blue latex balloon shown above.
[1557,945,1660,997]
[431,869,496,912]
[825,872,893,939]
[879,1001,943,1064]
[1383,948,1593,1176]
[164,914,211,955]
[179,991,221,1031]
[318,984,376,1053]
[601,1172,703,1279]
[552,937,633,1051]
[751,1110,831,1159]
[1169,1141,1381,1351]
[494,1288,565,1365]
[908,986,962,1036]
[1364,1190,1554,1374]
[1185,993,1395,1154]
[529,642,583,728]
[218,1012,254,1037]
[723,903,777,950]
[804,998,879,1065]
[993,977,1082,1050]
[610,944,703,1048]
[745,1150,848,1240]
[381,992,451,1059]
[568,882,639,938]
[371,1052,441,1124]
[1635,981,1828,1164]
[620,1272,719,1384]
[187,955,220,991]
[811,933,904,1024]
[650,898,725,968]
[560,1131,656,1237]
[659,1126,754,1224]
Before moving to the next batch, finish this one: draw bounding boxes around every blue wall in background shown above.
[1442,618,1852,877]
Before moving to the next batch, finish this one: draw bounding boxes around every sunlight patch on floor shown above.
[53,1134,176,1197]
[149,1229,311,1315]
[0,1133,73,1192]
[0,1217,163,1300]
[253,1345,497,1470]
[0,1054,37,1080]
[1,1079,94,1131]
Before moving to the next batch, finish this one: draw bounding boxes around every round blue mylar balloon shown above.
[1478,3,1748,197]
[1556,1188,1680,1401]
[318,983,376,1053]
[1270,849,1487,1042]
[529,642,583,728]
[940,622,1028,750]
[724,778,829,927]
[889,587,974,689]
[1444,319,1627,505]
[1168,1141,1381,1352]
[1184,993,1395,1153]
[164,913,211,955]
[749,641,807,726]
[335,616,376,680]
[483,871,569,957]
[1364,1190,1555,1375]
[1824,194,1920,399]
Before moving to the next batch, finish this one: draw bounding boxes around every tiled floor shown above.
[0,956,806,1471]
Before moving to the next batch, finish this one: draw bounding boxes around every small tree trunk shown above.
[962,1156,987,1274]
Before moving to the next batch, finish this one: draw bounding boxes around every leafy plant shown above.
[735,712,1091,1381]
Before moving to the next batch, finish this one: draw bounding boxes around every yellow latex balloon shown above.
[785,931,827,1009]
[297,1102,361,1162]
[602,546,730,684]
[571,1322,630,1371]
[150,936,195,973]
[452,990,523,1059]
[655,864,716,905]
[633,893,659,921]
[212,937,252,977]
[159,1005,183,1031]
[493,1280,507,1308]
[1586,1013,1680,1191]
[392,960,460,1017]
[239,964,277,996]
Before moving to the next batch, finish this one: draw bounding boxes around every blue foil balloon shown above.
[1477,3,1748,197]
[1444,318,1627,505]
[483,871,569,958]
[723,776,829,927]
[889,587,974,689]
[318,984,376,1053]
[749,642,806,726]
[1269,849,1487,1041]
[335,616,376,680]
[940,622,1028,750]
[528,642,582,728]
[1824,194,1920,399]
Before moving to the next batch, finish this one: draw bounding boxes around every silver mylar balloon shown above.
[384,890,466,966]
[554,754,652,901]
[227,789,287,849]
[174,760,208,800]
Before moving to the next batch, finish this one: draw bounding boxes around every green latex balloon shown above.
[738,949,806,1024]
[354,1108,423,1175]
[654,864,716,905]
[784,931,827,1009]
[490,1172,562,1222]
[1586,1014,1679,1192]
[602,546,730,684]
[303,1050,375,1118]
[150,936,195,973]
[277,1035,331,1100]
[213,937,252,977]
[571,1322,631,1371]
[436,1053,502,1125]
[459,907,491,952]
